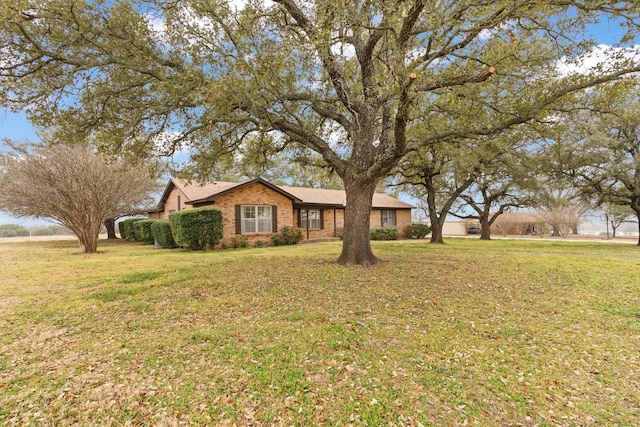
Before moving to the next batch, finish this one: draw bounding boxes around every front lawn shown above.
[1,238,638,426]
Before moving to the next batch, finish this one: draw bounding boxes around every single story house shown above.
[148,178,414,244]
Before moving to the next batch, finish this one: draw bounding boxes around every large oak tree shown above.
[1,0,639,264]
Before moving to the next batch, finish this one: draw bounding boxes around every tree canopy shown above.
[1,0,639,263]
[0,144,156,253]
[548,77,640,243]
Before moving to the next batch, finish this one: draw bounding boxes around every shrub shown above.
[0,224,29,237]
[117,221,126,239]
[271,226,303,246]
[229,234,249,249]
[169,208,223,250]
[151,220,177,248]
[405,223,431,239]
[134,219,156,244]
[122,218,145,240]
[254,239,266,248]
[33,226,56,236]
[336,227,344,241]
[370,226,399,240]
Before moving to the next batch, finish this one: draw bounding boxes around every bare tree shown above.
[494,211,538,237]
[534,206,581,238]
[0,144,156,253]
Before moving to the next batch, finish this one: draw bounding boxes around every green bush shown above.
[405,223,431,239]
[229,234,249,249]
[271,226,303,246]
[33,226,56,236]
[0,224,29,237]
[169,208,223,250]
[336,227,344,241]
[151,220,177,248]
[122,218,145,240]
[134,219,156,244]
[118,221,126,239]
[254,239,266,248]
[370,226,399,240]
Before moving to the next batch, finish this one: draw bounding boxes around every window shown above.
[300,209,322,229]
[241,205,272,233]
[381,209,396,226]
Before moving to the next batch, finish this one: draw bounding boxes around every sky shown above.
[0,10,638,227]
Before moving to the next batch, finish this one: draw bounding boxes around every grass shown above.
[1,237,639,426]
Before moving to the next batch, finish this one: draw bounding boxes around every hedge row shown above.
[335,223,431,240]
[169,208,223,250]
[151,220,177,248]
[118,209,309,250]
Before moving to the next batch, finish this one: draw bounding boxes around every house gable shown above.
[192,180,296,240]
[188,178,302,207]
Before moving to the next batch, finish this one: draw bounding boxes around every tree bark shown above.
[479,217,492,240]
[337,178,380,266]
[104,218,118,239]
[73,227,99,253]
[430,221,445,244]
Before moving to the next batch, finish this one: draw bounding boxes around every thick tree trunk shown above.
[425,177,445,244]
[430,222,445,244]
[479,217,491,240]
[104,218,117,239]
[74,228,99,253]
[337,179,380,266]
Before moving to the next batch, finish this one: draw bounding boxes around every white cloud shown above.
[477,28,494,41]
[556,44,640,76]
[228,0,249,11]
[150,131,190,158]
[330,42,356,59]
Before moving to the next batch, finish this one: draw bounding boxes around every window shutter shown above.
[320,209,325,229]
[381,210,384,227]
[297,209,302,228]
[235,205,242,234]
[272,205,278,232]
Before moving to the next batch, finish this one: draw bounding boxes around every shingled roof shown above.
[157,177,414,210]
[279,185,414,209]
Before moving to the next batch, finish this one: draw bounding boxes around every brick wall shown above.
[294,208,344,240]
[158,187,189,219]
[151,181,413,242]
[213,183,294,245]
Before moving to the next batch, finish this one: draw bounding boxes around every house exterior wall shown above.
[212,182,294,245]
[150,180,414,243]
[396,209,412,235]
[292,207,411,239]
[157,187,190,219]
[370,209,412,236]
[442,221,468,236]
[293,208,345,240]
